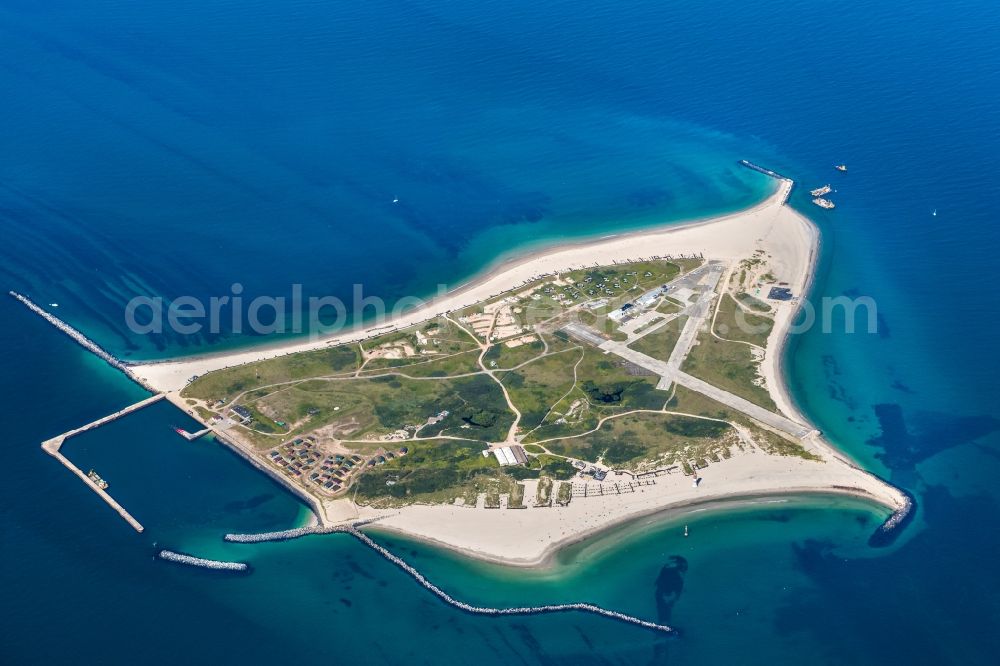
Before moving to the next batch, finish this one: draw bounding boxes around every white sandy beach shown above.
[144,179,910,565]
[358,450,901,567]
[134,181,798,393]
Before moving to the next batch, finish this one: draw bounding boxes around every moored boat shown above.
[87,469,109,490]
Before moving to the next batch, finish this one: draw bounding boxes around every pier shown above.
[9,291,152,391]
[40,393,166,533]
[738,160,794,205]
[173,427,212,441]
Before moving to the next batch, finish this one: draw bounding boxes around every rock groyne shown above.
[343,526,675,635]
[224,525,331,543]
[158,550,249,572]
[868,489,916,547]
[9,291,152,390]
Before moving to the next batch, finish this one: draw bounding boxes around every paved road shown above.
[673,371,813,438]
[562,322,608,347]
[561,260,811,439]
[599,340,671,376]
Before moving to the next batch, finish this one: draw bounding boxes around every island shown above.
[123,177,910,565]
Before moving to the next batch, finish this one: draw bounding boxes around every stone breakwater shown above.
[9,291,153,391]
[224,525,331,543]
[342,526,675,635]
[223,518,383,543]
[868,489,916,548]
[158,550,249,572]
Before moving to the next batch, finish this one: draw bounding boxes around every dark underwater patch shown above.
[868,403,1000,471]
[222,493,274,513]
[875,312,891,338]
[777,485,1000,661]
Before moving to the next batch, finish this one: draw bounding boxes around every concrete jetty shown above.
[8,291,153,391]
[173,427,212,441]
[40,393,166,533]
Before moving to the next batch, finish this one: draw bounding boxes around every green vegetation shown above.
[563,260,687,306]
[179,256,822,506]
[544,411,736,470]
[508,483,526,508]
[502,348,582,431]
[627,316,688,360]
[682,333,777,411]
[182,345,359,402]
[535,476,553,506]
[483,338,546,370]
[484,483,501,508]
[735,292,771,313]
[516,454,577,480]
[522,350,665,443]
[556,481,573,505]
[353,438,496,505]
[713,294,774,346]
[247,373,513,442]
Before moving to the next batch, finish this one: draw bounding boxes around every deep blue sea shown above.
[2,1,999,663]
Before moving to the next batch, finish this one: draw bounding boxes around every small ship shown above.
[87,469,109,490]
[834,164,847,172]
[810,184,832,197]
[812,197,836,209]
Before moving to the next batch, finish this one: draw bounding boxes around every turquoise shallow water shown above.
[3,0,1000,663]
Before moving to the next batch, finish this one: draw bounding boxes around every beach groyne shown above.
[9,291,153,391]
[342,526,675,635]
[223,517,382,543]
[157,550,249,572]
[868,489,916,547]
[224,525,331,543]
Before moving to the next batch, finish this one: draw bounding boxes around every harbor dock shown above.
[40,393,166,533]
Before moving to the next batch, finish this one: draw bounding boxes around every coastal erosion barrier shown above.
[40,393,166,533]
[224,525,330,543]
[738,160,794,205]
[223,517,382,543]
[341,526,675,635]
[221,522,672,633]
[8,291,153,391]
[157,550,249,572]
[868,488,916,547]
